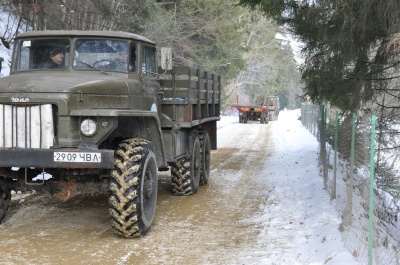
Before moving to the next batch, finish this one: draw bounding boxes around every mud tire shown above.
[0,177,11,222]
[170,135,201,195]
[109,138,158,238]
[199,131,211,185]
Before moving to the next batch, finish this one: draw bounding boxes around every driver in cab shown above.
[115,50,133,72]
[43,46,65,69]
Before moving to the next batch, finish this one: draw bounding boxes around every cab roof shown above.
[16,30,156,45]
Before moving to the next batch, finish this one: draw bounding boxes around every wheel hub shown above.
[144,174,154,199]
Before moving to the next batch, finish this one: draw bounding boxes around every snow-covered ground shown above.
[219,110,358,264]
[0,109,359,264]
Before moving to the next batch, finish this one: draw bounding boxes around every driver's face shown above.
[119,52,128,62]
[52,52,64,64]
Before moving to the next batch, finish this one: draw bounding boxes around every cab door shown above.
[141,45,161,116]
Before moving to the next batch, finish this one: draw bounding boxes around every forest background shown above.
[3,1,400,262]
[0,0,302,111]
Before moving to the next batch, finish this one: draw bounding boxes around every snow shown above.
[0,41,11,77]
[218,109,358,265]
[0,12,13,77]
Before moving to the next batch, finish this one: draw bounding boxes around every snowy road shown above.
[0,110,357,265]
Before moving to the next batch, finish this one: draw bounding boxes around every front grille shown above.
[0,104,55,148]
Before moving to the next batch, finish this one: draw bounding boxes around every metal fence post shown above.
[368,115,376,265]
[346,113,356,225]
[332,111,338,200]
[320,105,328,187]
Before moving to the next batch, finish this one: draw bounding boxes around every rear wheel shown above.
[199,131,211,185]
[171,134,201,195]
[109,138,158,238]
[0,177,11,222]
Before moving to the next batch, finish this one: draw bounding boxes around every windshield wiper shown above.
[77,60,109,75]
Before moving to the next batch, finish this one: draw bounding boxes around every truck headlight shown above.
[80,119,97,136]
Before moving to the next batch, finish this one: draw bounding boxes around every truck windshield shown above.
[14,38,70,71]
[73,39,137,73]
[13,37,137,73]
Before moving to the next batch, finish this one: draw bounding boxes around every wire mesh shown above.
[301,104,400,265]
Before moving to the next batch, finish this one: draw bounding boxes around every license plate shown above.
[54,152,102,163]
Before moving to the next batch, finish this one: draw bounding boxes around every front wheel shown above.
[109,138,158,238]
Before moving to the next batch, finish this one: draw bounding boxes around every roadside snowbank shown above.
[220,110,358,264]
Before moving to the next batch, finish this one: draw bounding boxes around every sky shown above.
[218,110,359,265]
[275,32,304,65]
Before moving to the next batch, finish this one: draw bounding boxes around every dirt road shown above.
[0,117,274,265]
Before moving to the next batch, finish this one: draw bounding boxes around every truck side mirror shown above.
[0,57,3,74]
[160,47,172,70]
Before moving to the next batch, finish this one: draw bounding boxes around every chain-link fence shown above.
[301,104,400,265]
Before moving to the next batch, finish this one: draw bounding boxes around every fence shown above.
[301,104,400,265]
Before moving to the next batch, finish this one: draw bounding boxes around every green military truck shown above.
[0,31,221,238]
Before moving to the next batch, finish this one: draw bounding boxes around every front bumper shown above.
[0,148,114,169]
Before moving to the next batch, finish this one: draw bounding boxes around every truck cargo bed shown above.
[159,66,221,128]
